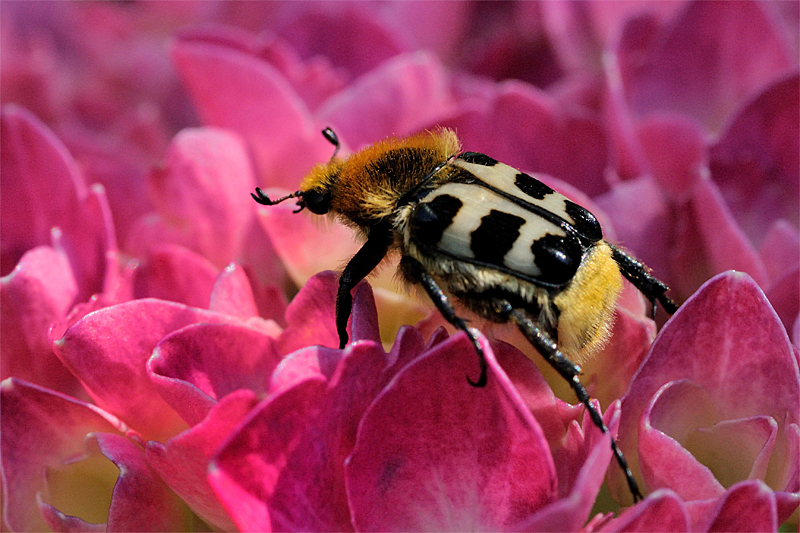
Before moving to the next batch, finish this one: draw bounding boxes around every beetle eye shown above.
[303,189,331,214]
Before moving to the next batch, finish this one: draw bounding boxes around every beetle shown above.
[253,127,678,501]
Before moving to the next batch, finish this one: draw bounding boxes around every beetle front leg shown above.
[335,227,392,349]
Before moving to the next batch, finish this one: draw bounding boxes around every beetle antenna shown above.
[251,188,305,212]
[322,127,341,160]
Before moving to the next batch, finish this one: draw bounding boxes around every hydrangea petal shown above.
[704,480,777,533]
[622,1,794,132]
[53,299,235,440]
[1,246,79,394]
[345,335,557,531]
[146,389,259,531]
[171,36,332,186]
[278,271,380,355]
[317,51,453,148]
[710,73,799,245]
[597,489,689,533]
[148,322,280,425]
[91,433,188,532]
[1,379,125,532]
[132,244,218,308]
[209,377,327,532]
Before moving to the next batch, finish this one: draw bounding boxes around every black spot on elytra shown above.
[564,200,602,242]
[411,194,462,247]
[471,210,525,265]
[514,172,554,201]
[531,234,583,285]
[459,152,498,166]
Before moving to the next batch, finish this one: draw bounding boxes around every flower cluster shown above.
[1,1,798,532]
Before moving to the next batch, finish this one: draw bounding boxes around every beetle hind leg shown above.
[400,256,487,387]
[496,301,644,502]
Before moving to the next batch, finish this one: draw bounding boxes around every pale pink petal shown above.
[52,299,236,441]
[209,377,328,532]
[148,322,280,425]
[1,246,79,394]
[1,379,126,532]
[317,52,454,148]
[710,73,799,245]
[621,1,794,133]
[132,244,218,308]
[171,36,332,186]
[597,489,689,532]
[92,433,188,532]
[345,335,557,531]
[146,389,259,531]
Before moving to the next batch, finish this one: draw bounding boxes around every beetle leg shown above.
[400,256,488,387]
[496,301,644,502]
[336,226,392,349]
[609,243,678,316]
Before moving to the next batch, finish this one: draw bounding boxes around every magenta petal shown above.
[148,322,280,425]
[1,246,79,394]
[704,481,777,533]
[53,299,235,440]
[345,334,556,531]
[171,37,332,186]
[622,1,794,132]
[710,73,799,245]
[146,389,259,531]
[87,433,187,532]
[511,434,613,532]
[132,244,219,308]
[278,271,379,354]
[1,379,125,532]
[209,377,328,532]
[598,490,689,533]
[208,263,259,320]
[0,105,86,275]
[759,220,800,286]
[317,52,453,148]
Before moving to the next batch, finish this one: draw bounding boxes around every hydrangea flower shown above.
[2,1,798,532]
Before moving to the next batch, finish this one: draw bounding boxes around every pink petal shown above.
[91,433,187,532]
[512,434,613,532]
[759,220,800,286]
[148,322,280,426]
[132,244,219,308]
[1,379,125,532]
[1,246,79,394]
[52,299,235,441]
[636,115,706,201]
[617,272,800,498]
[146,389,259,531]
[0,105,86,275]
[705,481,777,533]
[597,489,689,533]
[442,83,610,197]
[209,377,328,532]
[317,52,454,148]
[275,5,406,78]
[621,1,794,133]
[277,271,380,355]
[345,334,557,531]
[208,263,260,320]
[639,380,726,500]
[765,268,800,348]
[710,73,799,245]
[171,36,332,186]
[268,345,342,397]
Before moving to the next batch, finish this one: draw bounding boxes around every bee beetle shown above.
[253,127,678,502]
